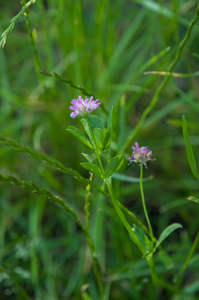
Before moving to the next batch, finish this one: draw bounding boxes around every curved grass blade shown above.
[144,70,199,78]
[112,172,153,182]
[173,231,199,285]
[0,135,109,197]
[182,116,199,180]
[0,173,88,236]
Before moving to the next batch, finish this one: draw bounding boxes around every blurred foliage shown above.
[1,0,199,299]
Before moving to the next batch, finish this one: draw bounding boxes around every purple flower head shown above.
[69,95,101,118]
[128,142,156,168]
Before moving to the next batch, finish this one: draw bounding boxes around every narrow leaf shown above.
[102,128,111,149]
[81,291,94,300]
[81,153,94,163]
[80,163,102,178]
[112,172,153,182]
[187,196,199,205]
[118,96,126,151]
[155,223,183,249]
[105,155,124,178]
[67,126,93,149]
[182,116,199,180]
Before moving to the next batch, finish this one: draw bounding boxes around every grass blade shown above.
[182,116,199,180]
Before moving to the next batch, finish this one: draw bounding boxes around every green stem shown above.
[86,115,105,177]
[84,173,93,230]
[146,254,158,285]
[86,235,105,300]
[21,0,43,85]
[118,200,150,235]
[84,178,104,299]
[107,182,146,254]
[140,165,154,246]
[107,182,160,285]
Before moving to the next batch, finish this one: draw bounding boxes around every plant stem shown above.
[84,176,105,299]
[84,173,93,230]
[84,118,105,299]
[107,182,160,285]
[107,182,147,254]
[86,235,105,300]
[140,165,154,246]
[146,254,158,285]
[86,115,105,177]
[21,0,43,84]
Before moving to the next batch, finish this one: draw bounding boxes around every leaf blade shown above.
[67,126,93,149]
[182,116,199,180]
[155,223,183,250]
[80,162,103,178]
[105,155,124,178]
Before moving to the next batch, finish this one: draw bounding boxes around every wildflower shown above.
[69,96,101,118]
[128,142,156,168]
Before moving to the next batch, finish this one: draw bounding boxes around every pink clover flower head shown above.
[69,95,101,118]
[128,142,156,168]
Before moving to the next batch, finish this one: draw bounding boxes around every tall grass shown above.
[1,1,199,299]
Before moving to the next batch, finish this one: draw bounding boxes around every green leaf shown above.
[100,149,111,160]
[88,115,104,130]
[93,128,102,146]
[80,118,94,146]
[155,223,183,250]
[118,96,126,151]
[107,106,114,129]
[93,128,110,150]
[102,128,111,149]
[81,153,94,163]
[105,155,124,178]
[80,162,102,178]
[182,116,199,180]
[132,225,151,251]
[67,126,93,149]
[187,196,199,204]
[81,291,94,300]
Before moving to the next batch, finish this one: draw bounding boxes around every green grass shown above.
[1,1,199,299]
